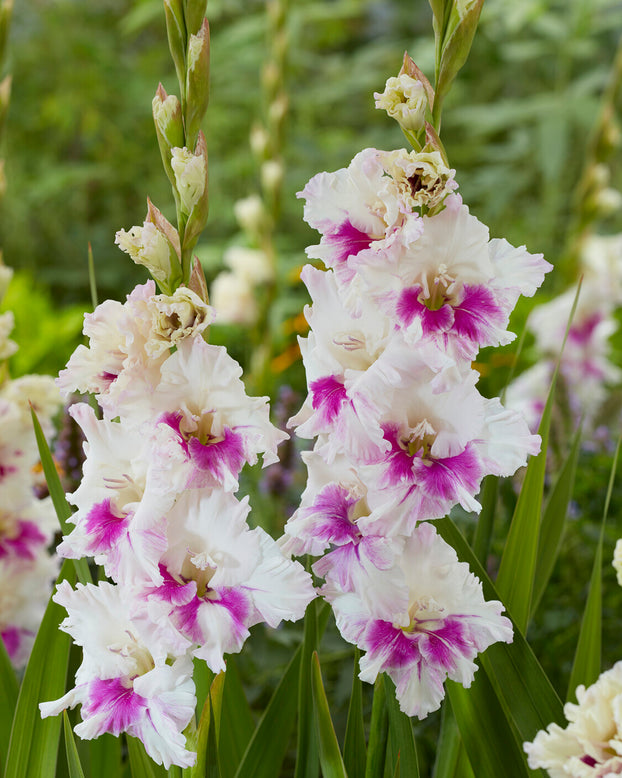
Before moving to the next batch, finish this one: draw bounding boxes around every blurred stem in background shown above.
[563,35,622,283]
[210,0,292,397]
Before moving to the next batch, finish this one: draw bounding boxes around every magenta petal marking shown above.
[418,446,481,502]
[381,425,415,485]
[187,428,246,481]
[2,626,22,660]
[325,220,374,265]
[310,376,348,425]
[365,621,418,668]
[302,484,359,545]
[82,677,147,736]
[452,284,505,344]
[0,462,17,482]
[151,565,196,607]
[396,287,454,334]
[0,521,46,560]
[84,499,129,555]
[174,598,203,643]
[418,617,469,673]
[568,312,602,346]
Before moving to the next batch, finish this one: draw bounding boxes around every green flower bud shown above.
[185,18,210,148]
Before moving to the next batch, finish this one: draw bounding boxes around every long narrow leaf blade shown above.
[31,407,91,586]
[496,283,582,631]
[0,635,19,773]
[233,644,302,778]
[63,711,86,778]
[310,652,347,778]
[5,560,76,778]
[218,657,254,778]
[384,677,419,778]
[432,703,474,778]
[447,670,529,778]
[435,517,565,738]
[295,598,319,778]
[531,422,582,614]
[364,675,388,778]
[567,437,620,701]
[343,649,366,778]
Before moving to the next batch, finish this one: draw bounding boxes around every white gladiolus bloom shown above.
[224,246,274,284]
[524,662,622,777]
[40,581,197,769]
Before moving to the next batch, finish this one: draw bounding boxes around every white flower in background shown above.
[0,373,62,439]
[233,194,266,236]
[613,539,622,587]
[581,233,622,306]
[0,550,59,669]
[170,146,206,215]
[328,523,512,719]
[0,399,41,504]
[374,74,428,131]
[210,272,258,325]
[40,580,197,769]
[223,246,273,285]
[0,311,17,360]
[0,263,13,303]
[524,662,622,777]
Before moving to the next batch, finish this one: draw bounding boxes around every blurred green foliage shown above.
[1,3,622,772]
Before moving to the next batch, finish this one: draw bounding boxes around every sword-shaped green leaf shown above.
[310,652,347,778]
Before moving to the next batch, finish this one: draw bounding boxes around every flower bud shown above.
[0,310,16,360]
[171,145,207,216]
[0,259,13,303]
[115,222,182,295]
[152,86,184,150]
[261,159,283,197]
[374,74,428,132]
[250,123,270,159]
[234,195,266,237]
[224,246,273,284]
[210,271,258,325]
[152,85,184,189]
[0,76,11,136]
[185,19,210,147]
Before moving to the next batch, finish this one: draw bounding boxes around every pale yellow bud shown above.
[224,246,273,284]
[211,271,258,325]
[250,123,270,158]
[0,262,13,303]
[261,159,283,195]
[234,195,266,235]
[171,146,207,215]
[374,74,428,132]
[0,311,16,360]
[115,222,180,290]
[614,539,622,586]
